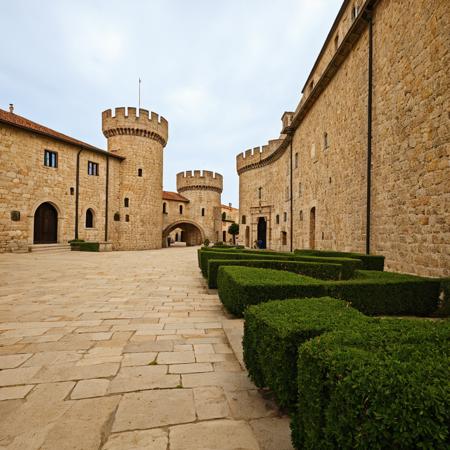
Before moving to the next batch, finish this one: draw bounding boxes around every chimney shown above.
[9,104,14,113]
[228,202,232,208]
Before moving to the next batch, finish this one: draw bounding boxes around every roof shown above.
[0,108,124,160]
[162,191,190,202]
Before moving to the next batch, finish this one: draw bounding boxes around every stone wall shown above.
[0,124,121,252]
[237,0,450,276]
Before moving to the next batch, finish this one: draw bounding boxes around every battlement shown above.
[281,111,294,134]
[102,106,168,146]
[236,138,284,174]
[177,170,223,194]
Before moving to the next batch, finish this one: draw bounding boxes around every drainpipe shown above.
[290,138,293,252]
[75,148,83,239]
[365,9,373,255]
[105,155,109,241]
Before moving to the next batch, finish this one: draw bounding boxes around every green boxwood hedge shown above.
[294,319,450,449]
[295,248,385,271]
[217,266,440,317]
[243,297,368,409]
[207,259,343,289]
[199,250,361,280]
[70,241,99,252]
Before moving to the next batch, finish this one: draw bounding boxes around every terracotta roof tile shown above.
[0,108,124,160]
[162,191,189,202]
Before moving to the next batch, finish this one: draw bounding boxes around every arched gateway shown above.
[162,220,205,247]
[33,202,58,244]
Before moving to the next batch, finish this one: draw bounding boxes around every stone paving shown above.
[0,247,293,450]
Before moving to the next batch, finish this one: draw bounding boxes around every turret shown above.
[176,170,223,243]
[102,106,168,250]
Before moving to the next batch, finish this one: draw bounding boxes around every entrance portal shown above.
[34,202,58,244]
[162,220,205,248]
[257,217,267,249]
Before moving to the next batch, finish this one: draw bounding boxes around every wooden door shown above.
[34,203,57,244]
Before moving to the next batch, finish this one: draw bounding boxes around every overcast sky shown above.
[1,0,342,206]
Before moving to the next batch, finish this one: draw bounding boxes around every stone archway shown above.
[162,220,205,248]
[34,202,58,244]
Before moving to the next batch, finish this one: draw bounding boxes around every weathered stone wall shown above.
[102,107,168,251]
[174,171,223,244]
[0,124,121,252]
[237,0,450,276]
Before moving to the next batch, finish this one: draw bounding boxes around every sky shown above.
[0,0,342,206]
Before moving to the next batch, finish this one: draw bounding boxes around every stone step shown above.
[29,244,71,253]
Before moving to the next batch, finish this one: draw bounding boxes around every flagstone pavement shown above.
[0,246,293,450]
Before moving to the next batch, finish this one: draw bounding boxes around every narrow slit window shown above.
[138,168,143,177]
[163,202,167,214]
[201,208,205,217]
[179,205,183,214]
[124,198,129,208]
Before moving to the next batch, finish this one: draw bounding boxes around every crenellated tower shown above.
[102,106,168,250]
[176,170,223,243]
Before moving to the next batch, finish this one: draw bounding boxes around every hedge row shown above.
[243,297,368,409]
[70,241,99,252]
[217,266,440,316]
[207,259,342,289]
[294,248,385,271]
[198,249,361,280]
[294,319,450,449]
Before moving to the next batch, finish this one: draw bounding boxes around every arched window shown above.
[258,187,262,199]
[86,209,94,228]
[202,208,205,217]
[179,205,183,214]
[124,198,129,208]
[138,168,143,177]
[241,215,246,225]
[163,202,167,214]
[276,214,280,224]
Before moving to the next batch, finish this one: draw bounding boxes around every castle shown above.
[0,106,227,252]
[237,0,449,277]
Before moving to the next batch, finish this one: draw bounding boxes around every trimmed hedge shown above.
[217,266,440,317]
[199,250,361,280]
[70,241,99,252]
[243,297,368,409]
[295,248,385,271]
[294,319,450,449]
[207,259,343,289]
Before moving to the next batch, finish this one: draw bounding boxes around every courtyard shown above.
[0,247,292,450]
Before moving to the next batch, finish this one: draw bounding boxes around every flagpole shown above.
[138,78,141,110]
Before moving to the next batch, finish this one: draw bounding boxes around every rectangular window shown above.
[44,150,58,168]
[282,231,287,245]
[294,152,298,168]
[88,161,99,176]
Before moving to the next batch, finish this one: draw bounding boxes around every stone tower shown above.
[176,171,223,243]
[102,107,168,250]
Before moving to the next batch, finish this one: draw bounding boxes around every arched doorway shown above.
[162,220,205,248]
[309,207,316,249]
[34,202,58,244]
[257,217,267,249]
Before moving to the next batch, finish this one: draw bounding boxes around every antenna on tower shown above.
[138,77,141,110]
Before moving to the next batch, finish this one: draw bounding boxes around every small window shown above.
[284,212,287,222]
[323,132,329,149]
[276,214,280,224]
[300,210,303,221]
[163,202,167,214]
[258,187,262,200]
[70,187,74,195]
[86,208,94,228]
[242,215,246,225]
[124,198,129,207]
[222,211,227,220]
[352,3,359,21]
[282,231,287,246]
[88,161,99,176]
[202,208,205,217]
[294,152,298,169]
[44,150,58,168]
[179,205,183,214]
[138,168,143,177]
[125,214,130,222]
[299,183,302,196]
[334,34,339,51]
